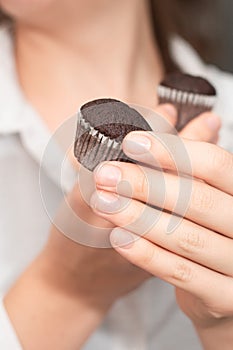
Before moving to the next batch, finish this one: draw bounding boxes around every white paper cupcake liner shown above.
[157,85,216,108]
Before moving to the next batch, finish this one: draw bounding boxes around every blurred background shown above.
[205,0,233,73]
[0,0,232,73]
[181,0,233,73]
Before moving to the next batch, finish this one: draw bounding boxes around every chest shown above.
[0,134,60,291]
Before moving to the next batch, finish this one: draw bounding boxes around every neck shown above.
[15,0,164,131]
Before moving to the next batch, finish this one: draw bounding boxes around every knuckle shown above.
[203,302,229,320]
[191,183,215,214]
[211,147,233,173]
[202,284,233,320]
[207,308,226,320]
[178,229,205,254]
[172,261,193,283]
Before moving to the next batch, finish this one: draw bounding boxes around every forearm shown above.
[4,255,107,350]
[195,319,233,350]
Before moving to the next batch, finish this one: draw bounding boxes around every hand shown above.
[144,103,221,143]
[91,124,233,333]
[41,103,220,310]
[40,103,180,309]
[178,110,221,143]
[4,105,220,350]
[48,104,220,309]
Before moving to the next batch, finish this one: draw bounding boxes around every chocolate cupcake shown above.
[74,98,152,171]
[157,72,217,130]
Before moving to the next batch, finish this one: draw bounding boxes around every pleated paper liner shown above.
[74,112,129,171]
[157,85,216,130]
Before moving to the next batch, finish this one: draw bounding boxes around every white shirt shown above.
[0,26,233,350]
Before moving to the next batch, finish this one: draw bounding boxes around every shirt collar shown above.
[0,26,29,134]
[0,27,76,193]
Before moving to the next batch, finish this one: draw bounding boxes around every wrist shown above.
[40,232,114,313]
[4,254,107,350]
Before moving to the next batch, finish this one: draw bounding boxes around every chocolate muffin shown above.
[74,98,152,171]
[157,72,217,130]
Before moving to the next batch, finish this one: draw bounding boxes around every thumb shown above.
[179,112,221,143]
[147,104,177,133]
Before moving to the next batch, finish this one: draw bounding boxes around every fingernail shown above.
[110,228,135,249]
[124,133,151,154]
[205,114,221,130]
[94,163,121,187]
[161,104,177,118]
[90,191,121,213]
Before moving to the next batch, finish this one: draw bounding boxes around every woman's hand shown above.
[4,105,220,350]
[41,104,221,313]
[49,104,221,312]
[91,125,233,348]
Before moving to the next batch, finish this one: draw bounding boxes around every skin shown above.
[93,135,233,349]
[0,0,226,349]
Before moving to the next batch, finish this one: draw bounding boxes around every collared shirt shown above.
[0,26,233,350]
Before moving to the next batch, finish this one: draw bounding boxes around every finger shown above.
[90,189,233,274]
[212,135,219,145]
[94,161,233,237]
[145,103,178,134]
[122,132,233,196]
[109,228,233,315]
[154,104,177,127]
[179,112,221,143]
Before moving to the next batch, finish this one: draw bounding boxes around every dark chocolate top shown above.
[80,98,152,142]
[160,72,216,95]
